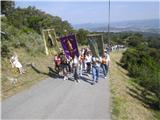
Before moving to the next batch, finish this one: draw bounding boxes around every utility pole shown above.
[108,0,111,46]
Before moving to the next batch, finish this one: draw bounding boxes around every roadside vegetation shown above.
[110,32,160,119]
[110,51,156,120]
[1,1,72,100]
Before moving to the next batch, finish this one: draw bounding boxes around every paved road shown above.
[2,71,111,119]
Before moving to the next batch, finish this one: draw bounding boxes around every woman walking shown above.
[100,53,111,78]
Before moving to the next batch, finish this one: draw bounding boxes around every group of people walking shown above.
[54,47,111,85]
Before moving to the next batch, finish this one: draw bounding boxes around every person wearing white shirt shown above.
[79,51,84,77]
[10,53,25,74]
[85,51,92,74]
[72,55,80,83]
[100,53,111,78]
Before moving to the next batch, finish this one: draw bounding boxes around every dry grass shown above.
[110,50,155,120]
[1,48,55,100]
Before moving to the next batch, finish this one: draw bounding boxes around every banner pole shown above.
[75,34,79,57]
[42,30,49,55]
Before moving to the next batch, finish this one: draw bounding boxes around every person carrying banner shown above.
[72,55,80,83]
[83,48,88,70]
[59,52,69,80]
[91,55,101,85]
[79,51,84,77]
[54,54,61,75]
[67,56,72,73]
[85,51,92,74]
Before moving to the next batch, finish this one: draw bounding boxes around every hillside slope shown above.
[1,48,54,100]
[110,51,159,120]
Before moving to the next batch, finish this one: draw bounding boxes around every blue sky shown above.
[15,1,159,24]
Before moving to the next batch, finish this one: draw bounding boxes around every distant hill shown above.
[73,19,160,33]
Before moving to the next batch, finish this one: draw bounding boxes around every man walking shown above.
[91,55,101,85]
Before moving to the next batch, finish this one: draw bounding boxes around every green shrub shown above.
[1,20,45,58]
[121,46,160,109]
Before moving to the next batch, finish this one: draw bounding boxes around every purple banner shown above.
[60,34,79,59]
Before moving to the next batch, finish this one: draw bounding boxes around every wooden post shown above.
[42,28,61,55]
[42,30,49,55]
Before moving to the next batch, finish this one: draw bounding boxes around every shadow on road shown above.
[31,64,63,79]
[64,74,93,85]
[31,65,97,85]
[80,76,93,85]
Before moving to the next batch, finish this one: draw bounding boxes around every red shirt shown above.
[54,56,61,65]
